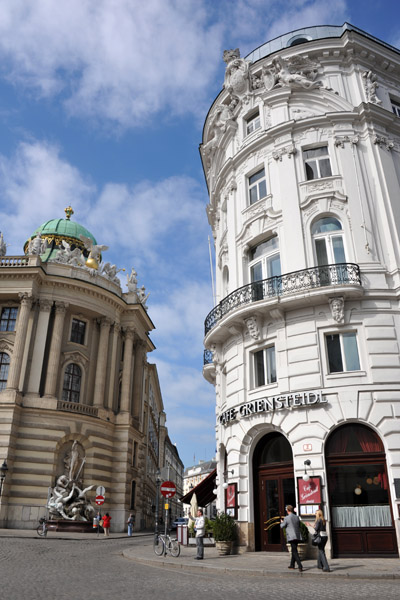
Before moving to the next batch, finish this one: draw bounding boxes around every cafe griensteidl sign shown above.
[218,390,326,426]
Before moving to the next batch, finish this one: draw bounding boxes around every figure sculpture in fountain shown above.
[47,441,95,521]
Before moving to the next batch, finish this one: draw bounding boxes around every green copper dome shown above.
[24,207,97,262]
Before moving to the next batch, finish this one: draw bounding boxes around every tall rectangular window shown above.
[326,332,360,373]
[391,99,400,117]
[246,111,261,135]
[248,168,267,205]
[0,307,18,332]
[303,146,332,180]
[70,318,86,345]
[254,346,276,387]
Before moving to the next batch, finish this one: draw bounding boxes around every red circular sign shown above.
[95,495,105,505]
[160,481,176,498]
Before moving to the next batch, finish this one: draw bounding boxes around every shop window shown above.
[326,424,391,529]
[70,318,86,345]
[0,307,18,332]
[246,111,261,135]
[326,332,360,373]
[248,167,267,205]
[303,146,332,180]
[253,346,276,387]
[62,363,82,403]
[0,352,10,390]
[391,98,400,117]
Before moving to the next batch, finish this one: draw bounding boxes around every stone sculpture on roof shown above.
[0,233,7,257]
[79,234,109,270]
[27,232,48,255]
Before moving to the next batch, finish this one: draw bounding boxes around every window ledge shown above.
[249,382,279,395]
[325,370,366,379]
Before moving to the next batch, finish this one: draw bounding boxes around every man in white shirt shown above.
[189,508,205,560]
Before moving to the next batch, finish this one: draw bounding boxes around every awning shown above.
[180,468,216,507]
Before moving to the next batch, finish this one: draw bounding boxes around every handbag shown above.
[99,519,104,527]
[312,532,322,546]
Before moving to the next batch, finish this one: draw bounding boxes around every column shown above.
[93,317,111,408]
[6,293,34,390]
[120,327,134,412]
[27,299,52,394]
[106,322,120,410]
[44,301,68,397]
[131,340,146,419]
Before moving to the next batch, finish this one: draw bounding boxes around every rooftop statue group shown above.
[22,230,150,309]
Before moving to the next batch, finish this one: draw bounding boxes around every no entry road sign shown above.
[95,495,105,505]
[160,481,176,498]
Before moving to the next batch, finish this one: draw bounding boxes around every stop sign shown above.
[160,481,176,498]
[95,495,105,505]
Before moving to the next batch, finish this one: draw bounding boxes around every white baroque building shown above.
[202,24,400,558]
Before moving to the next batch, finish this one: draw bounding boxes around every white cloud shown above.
[0,0,224,128]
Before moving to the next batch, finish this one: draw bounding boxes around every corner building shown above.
[202,24,400,558]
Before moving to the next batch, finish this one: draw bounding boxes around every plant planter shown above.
[216,540,233,555]
[286,543,308,560]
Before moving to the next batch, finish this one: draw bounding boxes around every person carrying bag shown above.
[313,509,330,572]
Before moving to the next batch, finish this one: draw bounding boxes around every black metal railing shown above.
[204,263,361,335]
[203,349,214,365]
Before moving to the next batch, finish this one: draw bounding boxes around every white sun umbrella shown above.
[190,491,198,518]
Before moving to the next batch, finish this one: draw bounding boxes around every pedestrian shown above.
[313,509,330,572]
[189,508,205,560]
[102,512,111,537]
[280,505,303,572]
[127,513,135,537]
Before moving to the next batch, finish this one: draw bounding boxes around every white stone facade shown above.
[201,24,400,557]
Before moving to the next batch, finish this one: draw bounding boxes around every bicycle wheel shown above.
[36,525,46,537]
[168,539,180,558]
[153,535,165,556]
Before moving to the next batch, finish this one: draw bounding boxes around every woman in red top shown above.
[102,513,111,537]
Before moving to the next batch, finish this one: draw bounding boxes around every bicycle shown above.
[153,532,180,557]
[36,516,48,537]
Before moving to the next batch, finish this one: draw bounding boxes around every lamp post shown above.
[154,469,161,539]
[0,460,8,497]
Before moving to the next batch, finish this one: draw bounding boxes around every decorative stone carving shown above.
[334,135,359,148]
[47,441,95,521]
[79,234,109,270]
[138,286,150,310]
[0,232,7,257]
[263,55,322,91]
[52,240,86,266]
[373,135,394,150]
[329,297,344,324]
[272,144,297,161]
[362,70,381,105]
[223,49,251,97]
[244,316,260,340]
[0,339,13,354]
[27,232,48,255]
[101,262,123,285]
[125,269,149,309]
[127,268,138,292]
[291,107,316,121]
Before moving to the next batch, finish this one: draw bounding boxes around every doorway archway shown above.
[253,432,295,551]
[326,423,398,557]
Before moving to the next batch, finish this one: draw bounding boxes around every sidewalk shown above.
[122,538,400,580]
[1,529,399,579]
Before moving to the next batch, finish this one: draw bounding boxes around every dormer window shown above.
[246,111,261,136]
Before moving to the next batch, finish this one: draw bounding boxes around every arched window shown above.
[0,352,10,390]
[249,236,281,299]
[62,363,82,403]
[312,217,346,266]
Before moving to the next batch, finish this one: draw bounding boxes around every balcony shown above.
[57,400,98,417]
[204,263,361,335]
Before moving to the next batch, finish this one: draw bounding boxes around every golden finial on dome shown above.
[65,206,74,220]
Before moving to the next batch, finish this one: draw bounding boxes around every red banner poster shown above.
[297,477,322,504]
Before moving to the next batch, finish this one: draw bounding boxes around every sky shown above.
[0,0,399,468]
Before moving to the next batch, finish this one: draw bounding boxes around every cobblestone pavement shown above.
[0,533,399,600]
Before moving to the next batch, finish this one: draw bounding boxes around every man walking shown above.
[280,505,303,572]
[189,508,205,560]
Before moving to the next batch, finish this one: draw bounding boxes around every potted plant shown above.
[212,512,237,555]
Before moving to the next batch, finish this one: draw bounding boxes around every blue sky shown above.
[0,0,398,468]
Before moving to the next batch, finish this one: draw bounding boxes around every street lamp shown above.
[0,460,8,496]
[154,469,161,539]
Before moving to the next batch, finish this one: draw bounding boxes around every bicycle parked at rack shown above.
[36,516,48,537]
[153,532,180,557]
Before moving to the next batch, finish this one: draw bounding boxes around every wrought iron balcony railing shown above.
[204,263,361,335]
[204,349,214,365]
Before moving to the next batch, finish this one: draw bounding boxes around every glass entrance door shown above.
[260,475,296,551]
